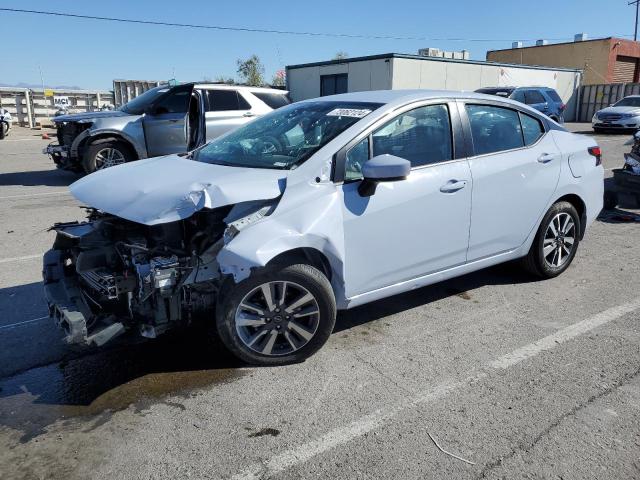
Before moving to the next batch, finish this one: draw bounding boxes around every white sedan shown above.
[45,90,604,365]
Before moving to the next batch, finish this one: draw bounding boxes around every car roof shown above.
[308,89,531,109]
[194,83,288,94]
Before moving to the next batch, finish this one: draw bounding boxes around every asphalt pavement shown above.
[0,124,638,480]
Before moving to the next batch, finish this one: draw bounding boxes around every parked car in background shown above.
[44,90,602,366]
[43,83,290,173]
[475,86,566,123]
[592,95,640,133]
[0,107,12,139]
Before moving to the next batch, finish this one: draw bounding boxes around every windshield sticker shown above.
[326,108,372,118]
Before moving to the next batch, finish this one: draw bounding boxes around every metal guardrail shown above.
[0,87,114,128]
[578,82,640,122]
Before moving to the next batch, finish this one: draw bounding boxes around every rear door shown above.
[462,102,561,260]
[142,83,194,157]
[204,89,255,140]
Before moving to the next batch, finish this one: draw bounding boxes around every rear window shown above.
[252,92,291,110]
[544,89,562,103]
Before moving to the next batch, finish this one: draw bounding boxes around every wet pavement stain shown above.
[0,328,245,443]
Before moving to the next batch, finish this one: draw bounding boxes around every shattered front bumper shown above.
[43,249,90,344]
[43,249,126,346]
[43,144,81,171]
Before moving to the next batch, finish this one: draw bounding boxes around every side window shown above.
[524,90,545,105]
[512,90,526,103]
[345,138,370,181]
[206,90,250,111]
[520,112,545,145]
[466,104,524,155]
[153,90,190,114]
[371,104,453,168]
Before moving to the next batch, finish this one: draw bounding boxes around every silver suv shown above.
[44,83,290,173]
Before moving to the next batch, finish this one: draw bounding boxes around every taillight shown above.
[588,146,602,166]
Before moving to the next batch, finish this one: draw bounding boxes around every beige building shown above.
[487,37,640,85]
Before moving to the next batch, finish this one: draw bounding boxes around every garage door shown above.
[613,56,638,83]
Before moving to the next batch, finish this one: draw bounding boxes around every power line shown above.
[0,7,633,43]
[630,0,640,41]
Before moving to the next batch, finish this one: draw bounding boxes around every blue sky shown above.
[0,0,636,90]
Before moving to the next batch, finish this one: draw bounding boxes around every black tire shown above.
[216,264,336,366]
[593,127,603,134]
[0,122,6,140]
[521,201,581,279]
[82,139,135,174]
[603,191,618,210]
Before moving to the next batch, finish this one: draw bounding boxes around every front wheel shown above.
[521,201,581,278]
[0,122,7,139]
[216,264,336,366]
[82,139,135,174]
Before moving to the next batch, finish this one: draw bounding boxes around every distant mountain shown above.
[0,82,83,90]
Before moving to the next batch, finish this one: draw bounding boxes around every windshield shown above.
[613,97,640,108]
[119,86,171,114]
[194,101,382,170]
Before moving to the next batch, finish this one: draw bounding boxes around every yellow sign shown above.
[44,89,54,97]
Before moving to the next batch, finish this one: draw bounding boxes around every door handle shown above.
[440,180,468,193]
[243,112,256,117]
[538,153,554,164]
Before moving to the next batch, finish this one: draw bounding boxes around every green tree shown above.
[237,55,265,86]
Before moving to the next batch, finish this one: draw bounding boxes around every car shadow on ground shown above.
[0,169,79,187]
[336,262,536,332]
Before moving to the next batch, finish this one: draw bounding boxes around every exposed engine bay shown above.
[43,201,274,347]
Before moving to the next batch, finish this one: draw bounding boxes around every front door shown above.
[463,103,561,261]
[340,103,473,298]
[142,83,194,157]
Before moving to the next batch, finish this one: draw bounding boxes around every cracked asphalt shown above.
[0,124,639,480]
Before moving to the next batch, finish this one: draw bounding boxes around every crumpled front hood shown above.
[70,155,288,225]
[53,110,131,123]
[597,106,640,116]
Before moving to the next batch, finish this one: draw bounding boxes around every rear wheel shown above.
[83,139,135,174]
[0,122,7,139]
[216,264,336,366]
[522,201,581,278]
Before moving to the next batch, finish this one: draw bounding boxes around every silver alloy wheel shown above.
[235,281,320,356]
[543,212,576,268]
[95,147,126,170]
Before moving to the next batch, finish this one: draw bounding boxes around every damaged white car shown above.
[44,90,603,365]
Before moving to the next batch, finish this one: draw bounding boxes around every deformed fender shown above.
[216,185,348,306]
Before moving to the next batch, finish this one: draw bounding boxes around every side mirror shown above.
[358,154,411,197]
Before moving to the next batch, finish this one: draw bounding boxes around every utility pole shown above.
[631,0,640,41]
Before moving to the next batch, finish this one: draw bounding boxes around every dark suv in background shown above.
[475,86,566,123]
